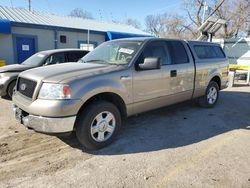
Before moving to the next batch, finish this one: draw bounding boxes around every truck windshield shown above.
[81,40,143,65]
[22,53,46,66]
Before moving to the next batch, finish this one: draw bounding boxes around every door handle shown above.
[170,70,177,77]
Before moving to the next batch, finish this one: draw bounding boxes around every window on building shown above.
[60,35,67,43]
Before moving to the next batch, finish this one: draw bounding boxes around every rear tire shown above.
[75,101,121,150]
[198,81,219,108]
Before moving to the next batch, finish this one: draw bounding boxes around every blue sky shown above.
[1,0,182,26]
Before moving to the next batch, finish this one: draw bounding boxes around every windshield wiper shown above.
[85,59,109,64]
[78,59,86,63]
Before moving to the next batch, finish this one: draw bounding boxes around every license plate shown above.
[15,108,23,123]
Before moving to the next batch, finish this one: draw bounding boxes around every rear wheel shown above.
[198,81,219,108]
[7,80,16,99]
[75,101,121,150]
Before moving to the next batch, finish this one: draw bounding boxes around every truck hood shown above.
[0,64,35,73]
[19,62,123,83]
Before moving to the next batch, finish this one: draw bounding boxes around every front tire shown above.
[75,101,121,150]
[198,81,219,108]
[7,80,16,99]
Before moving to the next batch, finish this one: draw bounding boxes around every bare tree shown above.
[183,0,249,38]
[145,0,249,39]
[145,14,166,37]
[124,18,141,29]
[145,13,195,39]
[214,0,250,38]
[69,8,94,19]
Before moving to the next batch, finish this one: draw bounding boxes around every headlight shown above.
[38,83,71,99]
[0,76,10,84]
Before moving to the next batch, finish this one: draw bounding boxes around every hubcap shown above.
[90,111,116,142]
[207,86,218,105]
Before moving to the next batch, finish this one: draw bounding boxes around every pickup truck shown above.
[12,38,229,150]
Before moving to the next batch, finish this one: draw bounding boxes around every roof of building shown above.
[0,6,148,35]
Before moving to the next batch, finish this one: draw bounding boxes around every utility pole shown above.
[202,0,208,24]
[28,0,31,11]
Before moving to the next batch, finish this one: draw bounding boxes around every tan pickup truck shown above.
[12,38,229,149]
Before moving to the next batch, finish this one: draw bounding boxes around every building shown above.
[213,38,250,66]
[0,6,150,65]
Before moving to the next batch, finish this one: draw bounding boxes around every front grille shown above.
[17,77,37,99]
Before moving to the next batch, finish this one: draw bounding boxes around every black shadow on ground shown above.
[59,90,250,155]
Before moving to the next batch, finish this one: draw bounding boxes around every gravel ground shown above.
[0,86,250,188]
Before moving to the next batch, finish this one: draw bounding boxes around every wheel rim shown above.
[207,86,218,105]
[90,111,116,142]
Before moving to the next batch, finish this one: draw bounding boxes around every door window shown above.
[137,41,171,67]
[44,53,66,65]
[67,51,88,62]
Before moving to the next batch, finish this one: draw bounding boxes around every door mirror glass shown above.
[138,57,161,70]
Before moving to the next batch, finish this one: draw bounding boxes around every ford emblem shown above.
[20,83,27,91]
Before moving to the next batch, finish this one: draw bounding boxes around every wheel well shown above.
[77,92,127,119]
[7,79,17,92]
[211,76,221,89]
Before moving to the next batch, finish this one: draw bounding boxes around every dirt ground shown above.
[0,86,250,188]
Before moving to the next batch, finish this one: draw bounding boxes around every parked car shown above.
[0,49,89,98]
[12,38,229,150]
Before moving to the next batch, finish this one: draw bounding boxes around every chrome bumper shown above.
[13,104,76,133]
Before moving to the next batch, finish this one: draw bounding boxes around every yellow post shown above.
[0,60,6,67]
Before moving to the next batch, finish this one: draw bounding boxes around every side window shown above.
[44,53,66,65]
[194,45,225,59]
[138,41,171,66]
[168,41,189,64]
[68,51,87,62]
[213,46,226,58]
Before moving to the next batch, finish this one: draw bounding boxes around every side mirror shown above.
[138,57,161,70]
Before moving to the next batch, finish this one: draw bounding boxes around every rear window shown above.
[194,45,225,59]
[168,41,189,64]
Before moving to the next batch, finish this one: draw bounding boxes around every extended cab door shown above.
[162,41,195,101]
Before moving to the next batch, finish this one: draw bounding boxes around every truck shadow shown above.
[59,90,250,155]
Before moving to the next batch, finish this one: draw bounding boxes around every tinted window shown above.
[168,41,189,64]
[138,41,171,65]
[213,46,226,58]
[44,53,66,65]
[194,45,225,59]
[68,51,88,62]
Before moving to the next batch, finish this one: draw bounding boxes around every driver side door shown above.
[132,41,170,114]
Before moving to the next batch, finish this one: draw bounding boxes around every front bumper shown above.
[13,104,76,133]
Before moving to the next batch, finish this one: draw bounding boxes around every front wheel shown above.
[75,101,121,150]
[198,81,219,108]
[7,80,16,99]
